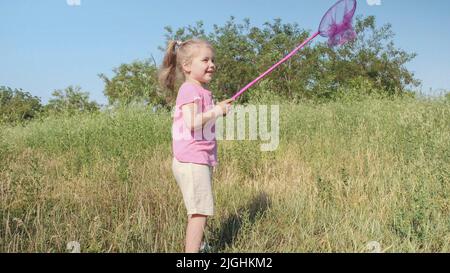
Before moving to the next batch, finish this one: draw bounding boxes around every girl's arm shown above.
[181,99,234,131]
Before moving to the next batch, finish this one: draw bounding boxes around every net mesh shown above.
[318,0,357,47]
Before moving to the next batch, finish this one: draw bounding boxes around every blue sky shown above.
[1,0,449,105]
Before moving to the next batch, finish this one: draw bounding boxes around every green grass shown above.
[0,98,449,252]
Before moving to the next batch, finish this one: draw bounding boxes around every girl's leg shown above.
[185,214,207,253]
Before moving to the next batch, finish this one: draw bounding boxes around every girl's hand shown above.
[215,98,235,116]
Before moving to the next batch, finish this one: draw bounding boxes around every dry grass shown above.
[0,98,449,252]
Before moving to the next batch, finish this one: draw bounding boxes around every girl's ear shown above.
[182,61,191,74]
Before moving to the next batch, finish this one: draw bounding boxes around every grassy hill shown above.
[0,98,448,252]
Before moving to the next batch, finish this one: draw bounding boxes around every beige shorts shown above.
[172,158,214,216]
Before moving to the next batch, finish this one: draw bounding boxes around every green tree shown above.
[44,86,99,114]
[160,18,313,100]
[99,59,167,106]
[0,86,43,124]
[107,15,419,104]
[160,16,419,101]
[315,15,420,97]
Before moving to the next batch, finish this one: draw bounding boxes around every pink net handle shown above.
[318,0,357,47]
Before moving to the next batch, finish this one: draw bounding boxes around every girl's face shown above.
[183,45,216,85]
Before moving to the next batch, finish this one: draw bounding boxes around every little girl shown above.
[159,39,234,253]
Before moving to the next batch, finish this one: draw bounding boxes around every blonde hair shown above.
[158,39,213,91]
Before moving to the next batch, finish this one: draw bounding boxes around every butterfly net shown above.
[319,0,357,47]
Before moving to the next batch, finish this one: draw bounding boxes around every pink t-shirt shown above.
[172,82,218,166]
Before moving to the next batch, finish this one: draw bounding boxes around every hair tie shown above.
[175,40,183,51]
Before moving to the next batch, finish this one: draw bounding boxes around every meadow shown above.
[0,97,449,252]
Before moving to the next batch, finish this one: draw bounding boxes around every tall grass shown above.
[0,98,449,252]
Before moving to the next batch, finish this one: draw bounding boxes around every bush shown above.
[43,86,100,115]
[99,60,168,106]
[0,86,43,125]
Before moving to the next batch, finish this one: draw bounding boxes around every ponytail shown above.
[158,40,179,91]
